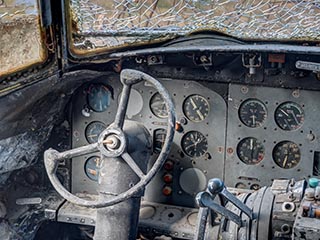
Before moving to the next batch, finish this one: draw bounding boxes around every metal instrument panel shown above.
[71,77,227,208]
[225,84,320,189]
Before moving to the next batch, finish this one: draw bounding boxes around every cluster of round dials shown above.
[237,138,301,169]
[151,93,210,158]
[154,129,209,158]
[150,93,210,122]
[82,84,112,181]
[237,98,304,169]
[83,84,113,144]
[238,99,305,130]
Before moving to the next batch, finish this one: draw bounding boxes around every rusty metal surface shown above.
[70,0,320,53]
[0,0,46,77]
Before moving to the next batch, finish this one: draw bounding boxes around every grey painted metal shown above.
[196,191,242,226]
[250,187,267,240]
[257,188,274,240]
[221,188,253,220]
[71,76,226,208]
[225,84,319,188]
[193,207,209,240]
[207,178,253,219]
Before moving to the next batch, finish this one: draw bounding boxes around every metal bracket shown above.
[296,60,320,73]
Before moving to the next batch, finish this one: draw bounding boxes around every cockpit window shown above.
[70,0,320,53]
[0,0,46,77]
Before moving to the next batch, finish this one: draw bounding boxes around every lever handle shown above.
[207,178,253,219]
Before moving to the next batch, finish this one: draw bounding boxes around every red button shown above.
[162,186,172,196]
[164,161,173,170]
[163,173,173,183]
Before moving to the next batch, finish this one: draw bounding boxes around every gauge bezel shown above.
[87,84,112,112]
[238,98,267,128]
[236,137,265,165]
[183,94,210,122]
[181,131,208,158]
[274,101,304,131]
[85,121,107,144]
[84,156,101,181]
[272,141,301,169]
[149,92,168,118]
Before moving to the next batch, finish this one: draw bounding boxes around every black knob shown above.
[207,178,224,195]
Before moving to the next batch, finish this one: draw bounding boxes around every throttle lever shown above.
[194,178,253,240]
[208,178,253,219]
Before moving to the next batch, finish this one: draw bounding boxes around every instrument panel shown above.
[225,84,320,189]
[71,77,226,207]
[70,77,320,208]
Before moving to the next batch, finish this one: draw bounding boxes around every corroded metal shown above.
[69,0,320,52]
[0,0,46,77]
[44,69,176,208]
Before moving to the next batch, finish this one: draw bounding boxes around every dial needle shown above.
[292,113,299,124]
[87,134,98,138]
[283,155,288,168]
[190,98,198,110]
[280,109,289,117]
[196,109,204,120]
[251,115,256,126]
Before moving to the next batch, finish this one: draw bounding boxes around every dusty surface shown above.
[0,0,45,77]
[0,16,45,77]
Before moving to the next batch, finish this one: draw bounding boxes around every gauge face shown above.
[273,141,301,169]
[150,92,168,118]
[183,95,210,122]
[85,121,106,144]
[84,156,101,181]
[275,102,304,131]
[181,131,208,157]
[237,137,265,165]
[87,84,112,112]
[153,129,167,154]
[239,99,267,128]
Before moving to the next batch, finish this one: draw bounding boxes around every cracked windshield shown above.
[70,0,320,52]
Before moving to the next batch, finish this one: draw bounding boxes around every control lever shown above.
[208,178,253,219]
[194,178,253,240]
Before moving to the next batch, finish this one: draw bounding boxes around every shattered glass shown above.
[70,0,320,51]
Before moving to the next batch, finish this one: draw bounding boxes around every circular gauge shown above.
[239,99,267,128]
[85,121,106,144]
[84,156,101,181]
[181,131,208,157]
[87,84,112,112]
[153,129,167,154]
[275,102,304,131]
[273,141,301,169]
[150,92,168,118]
[237,137,265,165]
[183,95,210,122]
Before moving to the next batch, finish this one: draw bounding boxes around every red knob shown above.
[163,173,173,183]
[162,186,172,196]
[164,160,174,170]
